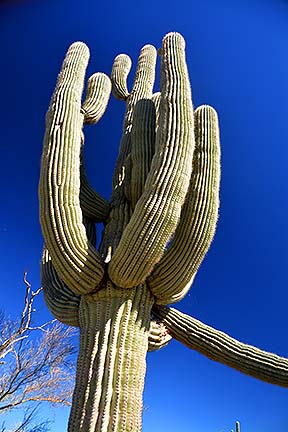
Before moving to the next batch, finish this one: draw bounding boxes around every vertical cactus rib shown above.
[68,283,153,432]
[148,105,220,304]
[39,42,105,295]
[151,91,161,130]
[153,306,288,387]
[130,99,156,209]
[108,32,194,288]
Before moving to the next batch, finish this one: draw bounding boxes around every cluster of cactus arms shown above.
[39,32,288,431]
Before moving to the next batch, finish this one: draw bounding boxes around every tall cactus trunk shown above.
[68,282,153,432]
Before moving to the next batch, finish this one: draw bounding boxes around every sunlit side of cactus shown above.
[39,32,288,432]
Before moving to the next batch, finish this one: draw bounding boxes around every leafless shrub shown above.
[0,273,77,430]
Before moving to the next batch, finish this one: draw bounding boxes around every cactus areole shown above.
[39,32,288,431]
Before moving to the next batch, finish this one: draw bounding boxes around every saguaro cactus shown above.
[39,32,288,431]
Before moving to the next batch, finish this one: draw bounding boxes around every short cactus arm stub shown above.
[148,318,172,352]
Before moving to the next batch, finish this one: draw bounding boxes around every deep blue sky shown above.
[1,0,288,431]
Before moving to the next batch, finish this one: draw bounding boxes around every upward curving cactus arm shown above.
[79,72,111,222]
[148,105,220,304]
[108,32,195,289]
[110,54,132,100]
[153,306,288,387]
[39,42,111,295]
[112,44,157,183]
[130,98,156,209]
[111,44,157,139]
[81,72,111,124]
[98,44,157,261]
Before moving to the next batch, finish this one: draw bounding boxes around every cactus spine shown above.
[39,32,288,431]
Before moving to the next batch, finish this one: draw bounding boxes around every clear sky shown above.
[1,0,288,431]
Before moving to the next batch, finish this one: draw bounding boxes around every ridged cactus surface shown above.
[39,32,288,432]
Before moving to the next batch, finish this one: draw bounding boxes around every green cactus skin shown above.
[108,33,195,288]
[39,32,288,431]
[153,306,288,387]
[148,104,220,304]
[147,318,172,352]
[68,284,153,431]
[41,247,80,326]
[39,43,111,296]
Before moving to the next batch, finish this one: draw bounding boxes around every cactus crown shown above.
[39,32,220,321]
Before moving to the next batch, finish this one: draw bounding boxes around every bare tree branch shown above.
[0,274,77,430]
[1,405,52,432]
[0,274,54,360]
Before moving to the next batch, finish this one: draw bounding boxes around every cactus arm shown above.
[129,91,160,212]
[41,247,80,326]
[39,42,111,295]
[99,45,157,261]
[148,318,172,352]
[108,32,195,289]
[81,72,111,124]
[112,44,157,139]
[130,98,156,209]
[114,44,157,187]
[153,306,288,388]
[111,54,131,100]
[41,216,96,327]
[148,105,220,304]
[79,73,111,222]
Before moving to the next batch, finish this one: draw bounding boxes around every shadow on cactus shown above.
[38,32,288,431]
